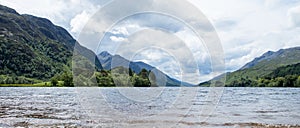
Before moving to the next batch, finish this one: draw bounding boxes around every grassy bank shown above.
[0,81,64,87]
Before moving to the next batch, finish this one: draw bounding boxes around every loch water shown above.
[0,87,299,127]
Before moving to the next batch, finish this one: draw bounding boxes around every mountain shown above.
[241,47,300,70]
[240,51,275,69]
[201,47,300,87]
[98,51,155,74]
[266,63,300,79]
[0,5,101,83]
[97,51,194,86]
[0,4,191,86]
[233,47,300,78]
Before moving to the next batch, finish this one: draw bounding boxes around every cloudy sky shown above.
[1,0,300,84]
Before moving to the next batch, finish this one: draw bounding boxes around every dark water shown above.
[0,87,299,127]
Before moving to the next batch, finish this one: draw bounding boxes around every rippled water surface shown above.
[0,87,299,127]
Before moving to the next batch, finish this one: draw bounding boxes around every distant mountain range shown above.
[201,47,300,87]
[0,4,191,86]
[97,51,193,86]
[241,47,300,70]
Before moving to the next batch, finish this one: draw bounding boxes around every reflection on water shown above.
[0,87,299,127]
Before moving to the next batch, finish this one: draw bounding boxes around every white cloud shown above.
[70,11,92,33]
[288,5,300,28]
[110,27,129,35]
[0,0,68,25]
[264,0,281,8]
[109,36,128,42]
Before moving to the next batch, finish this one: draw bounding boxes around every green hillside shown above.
[0,5,101,85]
[200,47,300,87]
[267,63,300,78]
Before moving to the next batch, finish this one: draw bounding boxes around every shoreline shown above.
[1,85,300,88]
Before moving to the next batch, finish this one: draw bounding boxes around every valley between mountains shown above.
[0,5,299,87]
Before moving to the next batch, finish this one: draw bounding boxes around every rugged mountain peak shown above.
[99,51,112,57]
[241,47,300,70]
[240,51,275,70]
[0,5,18,14]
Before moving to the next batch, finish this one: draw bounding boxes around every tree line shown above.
[50,67,153,87]
[228,75,300,87]
[227,63,300,87]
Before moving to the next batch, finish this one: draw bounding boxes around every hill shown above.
[97,51,194,86]
[0,4,101,84]
[200,47,300,87]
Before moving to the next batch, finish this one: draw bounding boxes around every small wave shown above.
[220,123,300,128]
